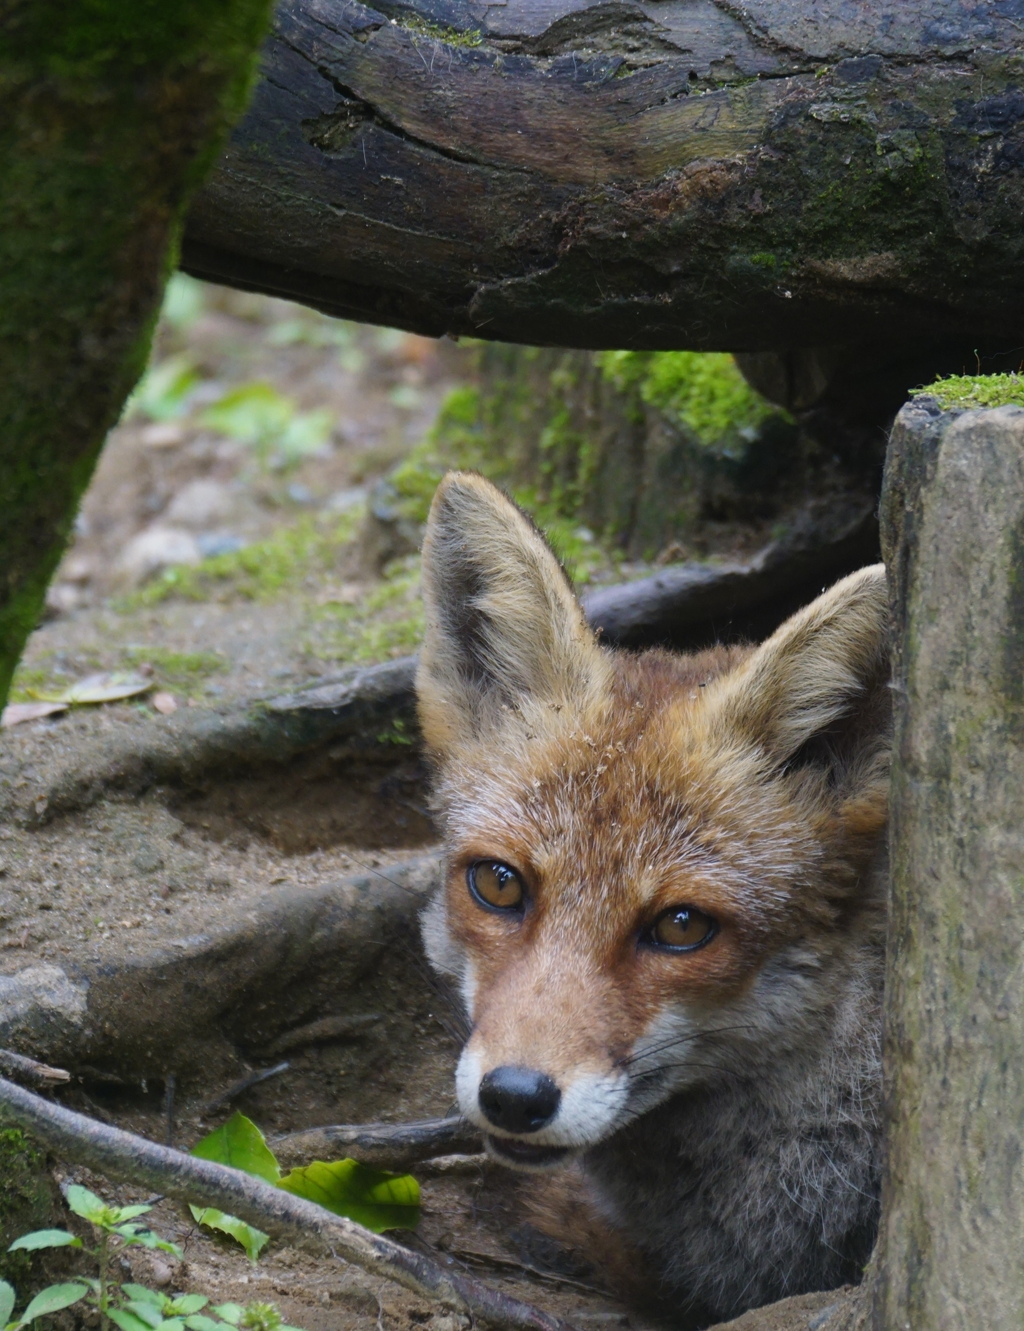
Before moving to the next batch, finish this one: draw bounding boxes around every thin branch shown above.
[272,1115,483,1170]
[0,1077,571,1331]
[199,1062,291,1116]
[0,1048,71,1088]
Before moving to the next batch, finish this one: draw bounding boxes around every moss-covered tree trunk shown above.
[870,396,1024,1327]
[0,0,274,709]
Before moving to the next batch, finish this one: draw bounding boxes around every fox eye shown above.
[648,906,716,952]
[468,860,525,913]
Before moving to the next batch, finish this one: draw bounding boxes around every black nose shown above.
[478,1065,561,1134]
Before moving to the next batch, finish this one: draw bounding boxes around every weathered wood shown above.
[184,0,1024,356]
[872,397,1024,1329]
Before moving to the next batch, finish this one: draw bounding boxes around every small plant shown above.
[199,383,333,472]
[189,1114,420,1260]
[0,1185,303,1331]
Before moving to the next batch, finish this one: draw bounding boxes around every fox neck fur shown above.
[416,471,890,1327]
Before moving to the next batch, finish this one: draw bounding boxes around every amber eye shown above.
[468,860,526,913]
[648,906,717,952]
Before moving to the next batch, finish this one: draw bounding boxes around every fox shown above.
[415,471,890,1328]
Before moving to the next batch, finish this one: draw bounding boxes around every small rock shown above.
[61,554,94,584]
[287,482,314,505]
[326,484,368,513]
[148,1260,173,1288]
[140,422,185,448]
[117,527,200,584]
[44,584,82,616]
[166,479,235,528]
[196,531,245,558]
[152,692,177,716]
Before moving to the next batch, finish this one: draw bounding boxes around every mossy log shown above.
[870,395,1024,1327]
[184,0,1024,368]
[0,1,273,708]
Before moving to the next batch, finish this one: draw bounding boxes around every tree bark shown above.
[183,0,1024,360]
[0,0,274,708]
[872,397,1024,1328]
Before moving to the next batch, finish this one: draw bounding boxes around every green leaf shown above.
[277,1159,420,1232]
[190,1114,280,1185]
[184,1317,223,1331]
[210,1305,244,1325]
[0,1280,15,1327]
[188,1209,268,1263]
[187,1115,278,1261]
[65,1185,111,1224]
[37,671,152,707]
[110,1310,156,1331]
[18,1283,89,1324]
[8,1230,81,1252]
[170,1297,208,1316]
[113,1225,181,1256]
[121,1303,163,1330]
[110,1204,153,1223]
[200,384,294,444]
[121,1287,163,1307]
[126,354,201,423]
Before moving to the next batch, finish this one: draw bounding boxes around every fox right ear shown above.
[416,472,610,757]
[705,563,890,774]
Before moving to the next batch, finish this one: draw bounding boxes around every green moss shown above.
[597,350,781,450]
[0,1125,57,1286]
[122,646,227,694]
[384,381,609,583]
[312,556,425,663]
[123,512,360,606]
[911,372,1024,411]
[398,15,482,46]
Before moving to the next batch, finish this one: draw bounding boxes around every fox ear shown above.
[417,472,609,755]
[707,564,890,772]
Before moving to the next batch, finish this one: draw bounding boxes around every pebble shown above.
[166,479,235,527]
[196,531,245,558]
[140,422,185,449]
[326,484,368,513]
[116,526,201,583]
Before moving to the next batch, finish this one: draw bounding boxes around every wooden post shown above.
[873,398,1024,1328]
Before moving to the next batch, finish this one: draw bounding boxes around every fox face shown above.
[417,473,889,1182]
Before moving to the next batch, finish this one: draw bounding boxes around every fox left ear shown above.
[416,471,610,757]
[706,564,890,772]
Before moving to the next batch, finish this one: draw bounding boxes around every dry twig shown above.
[273,1115,482,1170]
[0,1048,71,1088]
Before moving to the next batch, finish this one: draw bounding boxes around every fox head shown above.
[417,472,890,1171]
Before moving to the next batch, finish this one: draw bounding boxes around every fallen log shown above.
[183,0,1024,364]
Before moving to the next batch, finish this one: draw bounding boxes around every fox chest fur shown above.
[416,472,890,1327]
